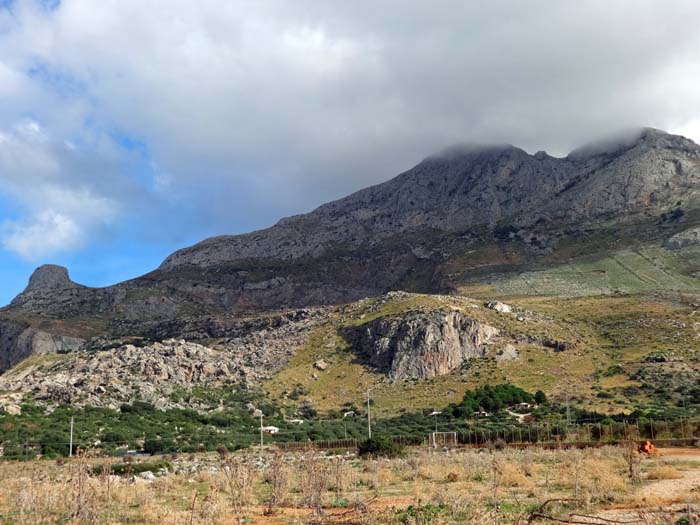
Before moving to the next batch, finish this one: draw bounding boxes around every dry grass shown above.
[645,464,683,480]
[0,446,697,524]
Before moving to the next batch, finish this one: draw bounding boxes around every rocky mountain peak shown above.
[25,265,77,292]
[9,264,82,310]
[567,127,699,161]
[6,128,700,327]
[425,142,522,162]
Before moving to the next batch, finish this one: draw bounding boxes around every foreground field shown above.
[1,445,700,524]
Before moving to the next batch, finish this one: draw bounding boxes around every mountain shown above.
[3,127,700,413]
[8,128,700,321]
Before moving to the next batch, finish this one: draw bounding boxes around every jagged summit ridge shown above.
[160,128,700,270]
[567,127,699,160]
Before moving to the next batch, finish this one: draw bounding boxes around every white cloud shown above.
[3,210,82,260]
[0,0,699,258]
[0,120,118,260]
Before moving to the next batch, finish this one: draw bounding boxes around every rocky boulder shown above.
[485,301,513,313]
[343,309,498,380]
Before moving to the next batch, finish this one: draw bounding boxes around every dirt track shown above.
[594,448,700,522]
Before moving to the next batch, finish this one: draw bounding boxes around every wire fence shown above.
[2,417,699,459]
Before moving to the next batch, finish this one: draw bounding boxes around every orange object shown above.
[638,440,657,455]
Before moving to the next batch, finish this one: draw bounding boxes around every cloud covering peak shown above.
[0,1,699,285]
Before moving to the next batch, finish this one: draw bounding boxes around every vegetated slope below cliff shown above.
[263,291,700,417]
[2,289,700,417]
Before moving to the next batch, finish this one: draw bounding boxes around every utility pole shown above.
[259,412,264,453]
[366,389,372,439]
[69,416,74,458]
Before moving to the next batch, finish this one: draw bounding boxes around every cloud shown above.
[0,0,700,264]
[0,119,119,260]
[3,210,82,259]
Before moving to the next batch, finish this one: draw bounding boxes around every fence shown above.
[275,419,700,452]
[456,418,700,447]
[276,435,422,452]
[2,418,699,459]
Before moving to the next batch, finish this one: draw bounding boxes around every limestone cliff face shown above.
[0,318,84,372]
[344,310,498,379]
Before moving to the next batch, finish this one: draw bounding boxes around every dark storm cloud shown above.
[0,0,699,258]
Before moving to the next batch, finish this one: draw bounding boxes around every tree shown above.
[534,390,547,404]
[358,437,405,458]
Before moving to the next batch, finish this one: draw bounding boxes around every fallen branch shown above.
[526,499,641,525]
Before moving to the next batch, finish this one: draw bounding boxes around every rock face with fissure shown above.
[0,318,84,372]
[345,310,498,379]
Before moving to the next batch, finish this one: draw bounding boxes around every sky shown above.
[1,1,700,305]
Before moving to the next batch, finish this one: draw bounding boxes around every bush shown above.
[491,438,507,451]
[358,437,405,458]
[143,437,176,455]
[93,461,171,476]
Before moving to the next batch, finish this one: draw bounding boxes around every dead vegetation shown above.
[0,446,698,524]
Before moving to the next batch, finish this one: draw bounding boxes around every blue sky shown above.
[1,1,700,306]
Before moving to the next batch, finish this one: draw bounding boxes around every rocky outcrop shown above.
[10,265,83,308]
[344,309,498,379]
[0,340,232,410]
[486,301,513,313]
[0,337,304,410]
[666,227,700,250]
[24,265,77,291]
[0,306,326,409]
[0,318,84,372]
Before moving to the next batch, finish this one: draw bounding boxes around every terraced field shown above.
[484,245,700,297]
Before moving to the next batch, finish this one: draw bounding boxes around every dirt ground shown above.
[593,448,700,522]
[3,446,700,524]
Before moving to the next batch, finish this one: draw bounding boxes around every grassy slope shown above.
[488,246,700,297]
[265,242,700,417]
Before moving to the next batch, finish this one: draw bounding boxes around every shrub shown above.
[217,445,230,459]
[93,461,171,476]
[646,465,682,480]
[143,437,176,455]
[492,438,507,451]
[358,437,405,458]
